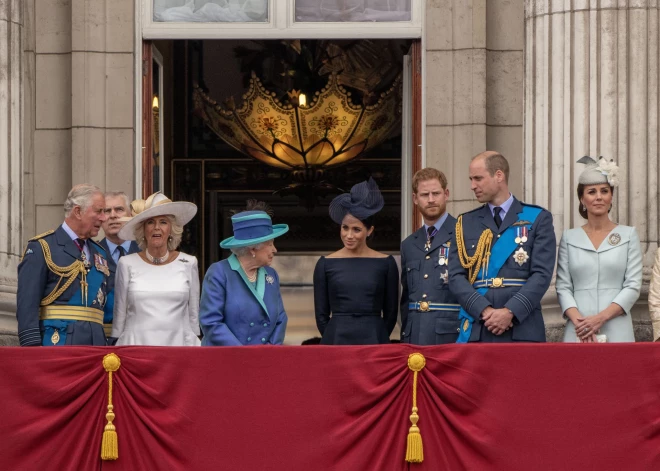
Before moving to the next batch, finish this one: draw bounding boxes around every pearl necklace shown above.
[146,249,170,265]
[238,259,257,282]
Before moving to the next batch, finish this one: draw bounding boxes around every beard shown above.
[420,204,445,221]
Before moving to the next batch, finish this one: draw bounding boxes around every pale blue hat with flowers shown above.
[220,210,289,248]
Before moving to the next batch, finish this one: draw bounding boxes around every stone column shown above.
[524,1,657,339]
[0,0,23,339]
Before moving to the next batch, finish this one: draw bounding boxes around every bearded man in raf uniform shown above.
[448,151,556,343]
[16,184,111,346]
[400,168,461,344]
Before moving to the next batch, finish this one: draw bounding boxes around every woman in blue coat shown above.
[556,157,642,343]
[199,202,289,346]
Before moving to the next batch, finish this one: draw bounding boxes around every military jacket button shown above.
[422,294,427,298]
[425,255,430,260]
[424,274,428,279]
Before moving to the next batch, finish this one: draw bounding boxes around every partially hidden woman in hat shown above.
[314,178,399,345]
[111,192,201,346]
[199,201,289,346]
[556,157,642,342]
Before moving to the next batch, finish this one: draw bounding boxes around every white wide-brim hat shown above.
[118,192,197,241]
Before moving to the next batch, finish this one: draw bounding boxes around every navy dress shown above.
[314,256,399,345]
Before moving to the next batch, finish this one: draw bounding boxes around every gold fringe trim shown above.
[406,353,426,464]
[101,353,121,460]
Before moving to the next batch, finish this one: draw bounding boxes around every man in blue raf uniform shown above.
[401,168,461,344]
[98,191,140,341]
[16,184,111,346]
[448,151,556,342]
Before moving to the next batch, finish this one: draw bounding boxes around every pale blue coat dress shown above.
[556,225,642,342]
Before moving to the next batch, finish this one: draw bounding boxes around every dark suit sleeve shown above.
[503,209,557,323]
[448,231,492,319]
[383,256,399,335]
[313,257,330,335]
[16,241,47,346]
[399,243,409,337]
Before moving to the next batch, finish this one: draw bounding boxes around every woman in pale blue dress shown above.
[556,157,642,343]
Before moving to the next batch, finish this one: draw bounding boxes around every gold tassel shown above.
[406,353,426,464]
[101,353,121,461]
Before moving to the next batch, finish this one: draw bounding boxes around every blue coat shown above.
[97,238,140,326]
[448,198,556,342]
[400,215,460,344]
[16,225,110,346]
[199,254,287,346]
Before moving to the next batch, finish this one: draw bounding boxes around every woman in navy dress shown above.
[314,178,399,345]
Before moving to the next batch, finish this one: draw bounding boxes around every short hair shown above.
[229,243,265,257]
[134,215,183,251]
[64,184,103,217]
[577,183,614,219]
[473,152,510,182]
[104,191,131,209]
[412,168,448,193]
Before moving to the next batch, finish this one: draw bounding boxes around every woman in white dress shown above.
[111,192,201,346]
[556,157,642,343]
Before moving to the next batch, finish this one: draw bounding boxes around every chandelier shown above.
[192,72,401,184]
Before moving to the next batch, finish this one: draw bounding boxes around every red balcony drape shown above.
[1,344,659,471]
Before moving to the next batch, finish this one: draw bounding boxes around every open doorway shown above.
[142,38,421,343]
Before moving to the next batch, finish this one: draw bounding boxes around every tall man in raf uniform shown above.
[16,184,111,346]
[448,151,556,342]
[400,168,461,344]
[98,191,140,340]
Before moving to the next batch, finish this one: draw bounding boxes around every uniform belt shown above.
[39,305,104,325]
[103,323,113,336]
[472,278,527,289]
[409,302,461,312]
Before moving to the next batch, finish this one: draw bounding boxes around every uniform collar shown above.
[488,193,514,216]
[423,211,449,233]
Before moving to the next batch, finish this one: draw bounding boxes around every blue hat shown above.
[220,211,289,249]
[328,177,384,224]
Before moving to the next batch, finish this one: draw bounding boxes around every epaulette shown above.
[88,239,107,257]
[520,202,546,211]
[461,204,486,216]
[28,230,54,242]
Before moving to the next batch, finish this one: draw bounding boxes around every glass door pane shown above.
[295,0,411,22]
[154,0,268,22]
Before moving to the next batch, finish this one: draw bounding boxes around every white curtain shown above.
[295,0,411,22]
[154,0,268,22]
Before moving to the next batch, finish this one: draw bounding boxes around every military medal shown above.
[513,247,530,266]
[96,287,106,308]
[515,226,529,244]
[94,254,110,276]
[608,233,621,245]
[425,227,438,252]
[51,329,60,345]
[438,246,448,265]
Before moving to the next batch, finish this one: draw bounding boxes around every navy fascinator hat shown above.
[328,178,385,224]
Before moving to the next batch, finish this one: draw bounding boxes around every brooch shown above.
[513,247,530,266]
[179,258,189,263]
[25,248,33,255]
[265,275,274,285]
[608,233,621,245]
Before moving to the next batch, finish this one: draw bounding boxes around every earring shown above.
[168,236,172,241]
[252,253,256,258]
[581,204,585,211]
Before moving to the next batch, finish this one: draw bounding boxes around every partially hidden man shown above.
[16,184,111,346]
[448,151,556,342]
[401,168,461,344]
[98,191,140,341]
